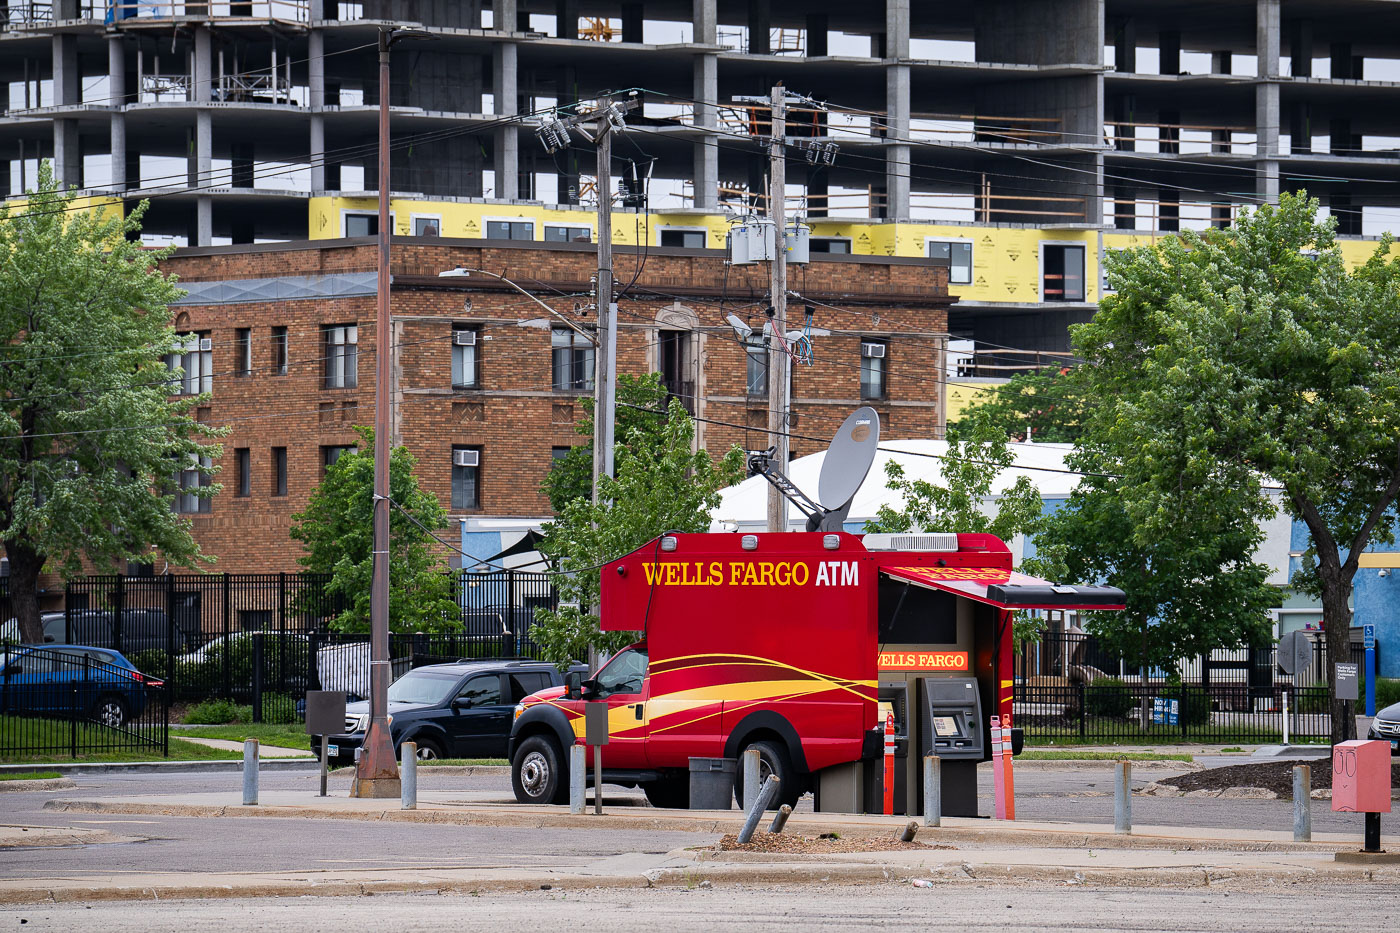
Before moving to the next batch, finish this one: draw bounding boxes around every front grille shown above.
[1373,718,1400,737]
[344,715,362,733]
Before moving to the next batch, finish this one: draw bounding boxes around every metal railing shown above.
[1,645,168,759]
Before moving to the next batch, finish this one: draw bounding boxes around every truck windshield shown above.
[387,671,459,705]
[594,647,648,697]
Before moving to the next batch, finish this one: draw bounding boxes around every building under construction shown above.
[5,1,1400,355]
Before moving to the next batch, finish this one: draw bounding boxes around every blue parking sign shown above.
[1364,624,1375,649]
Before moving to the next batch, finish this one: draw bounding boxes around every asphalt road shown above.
[0,755,1377,882]
[3,885,1398,932]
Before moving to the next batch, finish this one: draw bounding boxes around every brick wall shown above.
[158,238,951,572]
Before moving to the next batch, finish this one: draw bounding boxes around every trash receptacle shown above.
[688,757,737,810]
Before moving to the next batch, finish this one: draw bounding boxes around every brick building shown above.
[158,237,952,572]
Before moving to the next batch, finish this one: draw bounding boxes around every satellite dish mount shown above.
[747,407,880,532]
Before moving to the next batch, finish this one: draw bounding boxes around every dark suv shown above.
[310,659,577,764]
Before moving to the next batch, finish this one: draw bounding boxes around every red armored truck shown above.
[508,528,1125,815]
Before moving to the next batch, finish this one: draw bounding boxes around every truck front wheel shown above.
[734,739,800,809]
[512,735,566,804]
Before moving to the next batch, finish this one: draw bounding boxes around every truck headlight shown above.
[513,703,525,721]
[351,714,369,733]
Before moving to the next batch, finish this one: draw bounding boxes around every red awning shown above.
[881,566,1126,611]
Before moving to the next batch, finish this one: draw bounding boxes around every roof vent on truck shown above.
[862,533,959,552]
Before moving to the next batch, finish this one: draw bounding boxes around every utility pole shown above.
[592,115,617,500]
[353,26,402,798]
[765,85,790,534]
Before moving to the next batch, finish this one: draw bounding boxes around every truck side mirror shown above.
[564,671,581,701]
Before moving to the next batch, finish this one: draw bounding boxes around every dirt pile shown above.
[1158,757,1400,799]
[718,832,955,854]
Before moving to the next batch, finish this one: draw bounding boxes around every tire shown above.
[406,737,443,761]
[512,735,566,804]
[733,739,801,809]
[643,776,690,810]
[93,694,130,729]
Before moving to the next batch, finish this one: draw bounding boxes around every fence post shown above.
[1180,683,1188,738]
[252,632,264,724]
[165,573,176,688]
[221,572,232,701]
[505,570,517,656]
[1078,681,1086,738]
[308,630,320,692]
[70,676,78,758]
[112,574,125,655]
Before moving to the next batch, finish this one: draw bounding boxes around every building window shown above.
[544,225,591,242]
[860,340,887,400]
[451,324,479,388]
[322,445,356,471]
[551,446,571,466]
[745,335,768,397]
[235,448,250,497]
[809,237,851,254]
[551,327,594,391]
[486,220,534,240]
[272,326,288,375]
[412,215,441,236]
[235,328,252,376]
[659,228,706,248]
[452,446,481,510]
[272,447,287,497]
[1042,245,1086,302]
[343,212,377,237]
[174,454,212,514]
[323,324,358,388]
[927,240,973,285]
[166,333,212,395]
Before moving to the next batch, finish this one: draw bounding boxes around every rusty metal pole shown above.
[352,26,401,798]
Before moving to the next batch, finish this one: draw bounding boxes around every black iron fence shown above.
[0,645,168,759]
[1015,631,1369,743]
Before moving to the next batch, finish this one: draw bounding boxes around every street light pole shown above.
[765,84,790,534]
[351,26,404,799]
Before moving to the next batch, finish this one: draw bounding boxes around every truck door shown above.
[584,646,650,769]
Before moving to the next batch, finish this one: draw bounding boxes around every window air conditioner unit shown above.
[861,342,886,359]
[453,449,479,468]
[198,338,213,352]
[453,330,477,346]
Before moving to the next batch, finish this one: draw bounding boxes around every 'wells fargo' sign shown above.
[877,651,970,672]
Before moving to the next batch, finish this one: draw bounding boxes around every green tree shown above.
[864,406,1050,640]
[969,368,1086,444]
[0,165,222,643]
[1068,192,1400,740]
[540,372,671,512]
[532,399,745,666]
[290,426,458,634]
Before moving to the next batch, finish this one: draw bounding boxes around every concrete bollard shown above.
[741,748,761,813]
[768,804,792,834]
[401,742,417,810]
[899,821,919,843]
[736,775,780,845]
[1293,764,1312,842]
[569,744,586,815]
[242,739,259,806]
[923,755,941,827]
[1114,760,1131,834]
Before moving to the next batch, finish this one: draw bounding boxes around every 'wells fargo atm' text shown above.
[642,561,859,587]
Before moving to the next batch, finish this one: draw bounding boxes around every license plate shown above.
[326,744,339,756]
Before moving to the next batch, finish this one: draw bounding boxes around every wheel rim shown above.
[416,744,439,761]
[97,701,124,728]
[519,750,551,797]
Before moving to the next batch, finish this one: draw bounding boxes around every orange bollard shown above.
[1002,712,1016,820]
[883,711,895,815]
[990,714,1006,819]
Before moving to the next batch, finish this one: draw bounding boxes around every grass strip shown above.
[171,724,311,750]
[0,769,62,780]
[1018,750,1195,762]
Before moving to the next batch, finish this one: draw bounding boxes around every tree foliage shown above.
[970,368,1086,444]
[540,372,672,513]
[532,399,745,667]
[1063,192,1400,736]
[0,165,223,643]
[290,426,458,634]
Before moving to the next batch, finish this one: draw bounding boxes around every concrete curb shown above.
[40,798,1352,854]
[0,857,1395,906]
[0,759,319,776]
[0,778,76,792]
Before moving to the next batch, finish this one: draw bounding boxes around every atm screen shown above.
[931,716,960,737]
[878,701,896,723]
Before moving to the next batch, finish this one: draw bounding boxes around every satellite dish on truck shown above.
[747,406,880,532]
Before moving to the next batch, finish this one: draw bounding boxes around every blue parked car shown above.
[0,645,158,728]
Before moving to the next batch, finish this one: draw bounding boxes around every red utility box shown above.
[1331,740,1393,814]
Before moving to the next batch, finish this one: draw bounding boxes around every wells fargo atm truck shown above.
[508,529,1125,814]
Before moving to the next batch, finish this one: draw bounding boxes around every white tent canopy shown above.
[710,439,1083,533]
